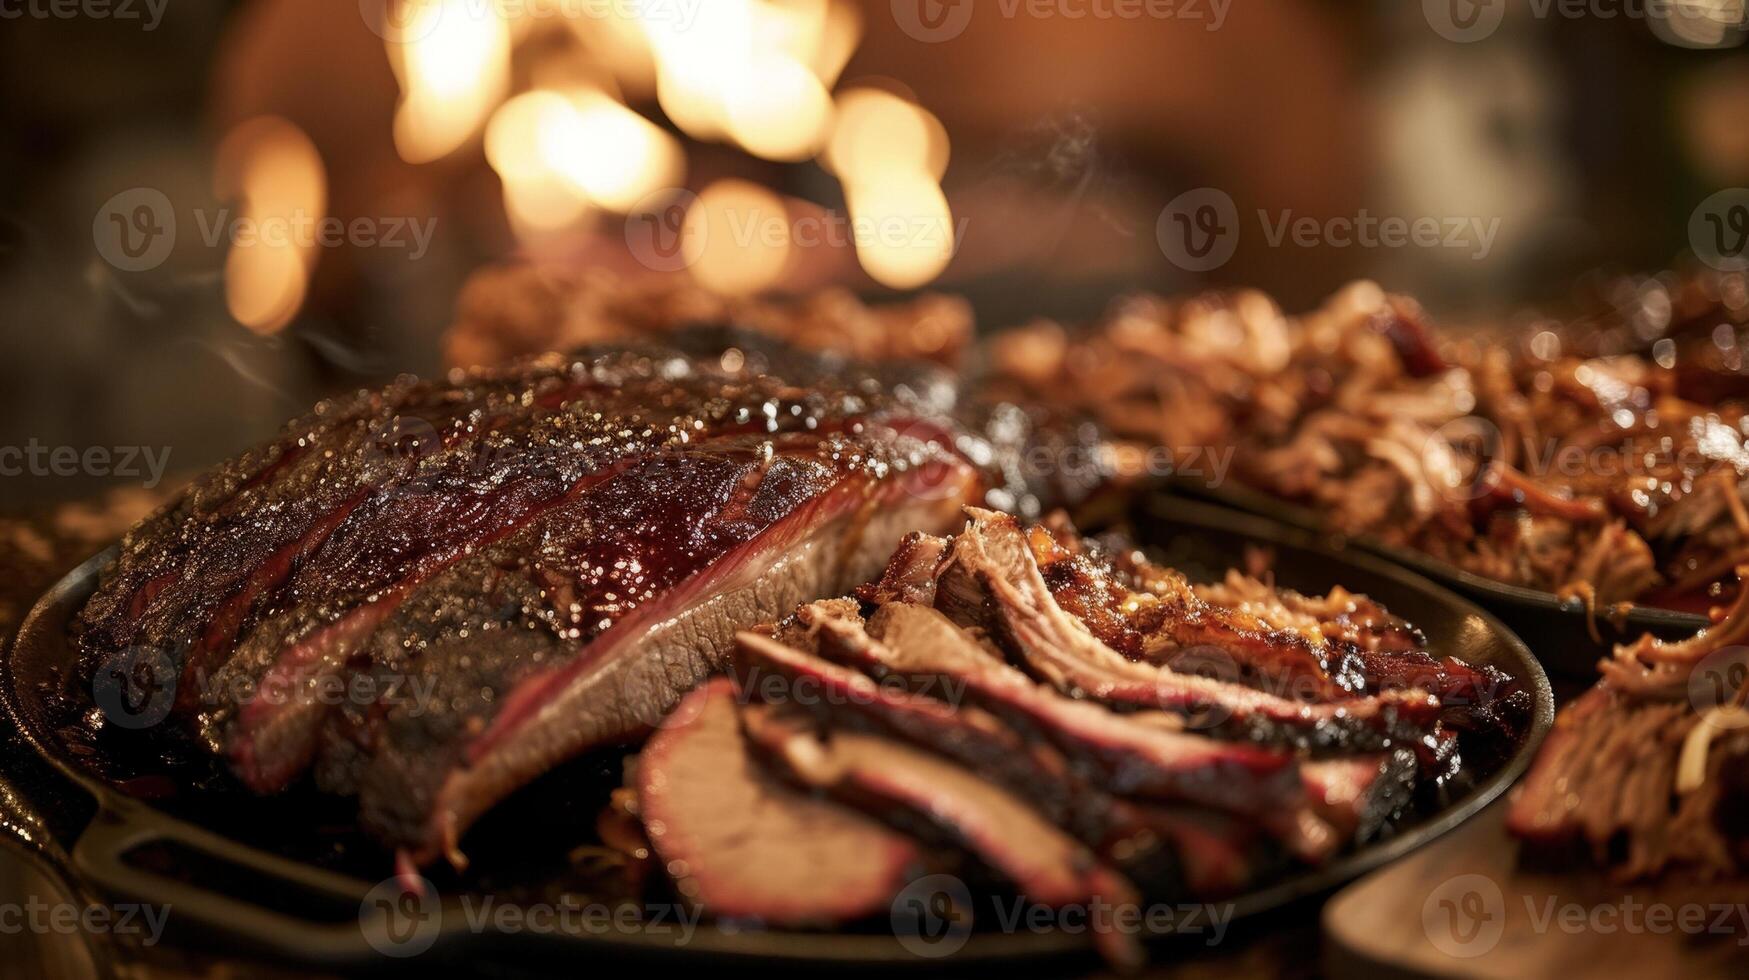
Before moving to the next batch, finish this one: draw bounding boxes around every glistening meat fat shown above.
[71,342,983,864]
[627,506,1517,969]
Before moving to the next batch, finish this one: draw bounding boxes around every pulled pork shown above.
[445,262,973,370]
[993,270,1749,609]
[1507,580,1749,879]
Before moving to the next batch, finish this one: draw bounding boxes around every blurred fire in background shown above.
[214,114,326,334]
[1,0,1748,505]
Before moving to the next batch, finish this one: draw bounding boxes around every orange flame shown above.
[387,0,511,163]
[485,86,686,243]
[845,171,955,290]
[214,116,326,335]
[684,179,790,295]
[636,0,838,160]
[827,88,955,289]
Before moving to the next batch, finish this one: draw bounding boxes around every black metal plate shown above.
[1168,479,1709,677]
[1,500,1553,972]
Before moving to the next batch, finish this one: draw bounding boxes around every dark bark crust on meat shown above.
[71,343,983,862]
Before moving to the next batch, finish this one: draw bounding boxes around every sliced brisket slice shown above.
[1041,545,1366,698]
[1300,753,1418,843]
[794,603,1339,861]
[1190,571,1427,653]
[933,509,1442,751]
[636,679,922,925]
[741,702,1145,971]
[732,631,1118,847]
[1105,544,1523,739]
[736,622,1231,896]
[1123,804,1267,898]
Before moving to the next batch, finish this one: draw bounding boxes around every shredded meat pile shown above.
[991,270,1749,609]
[1508,578,1749,879]
[444,262,973,371]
